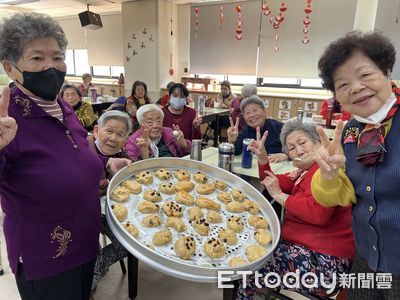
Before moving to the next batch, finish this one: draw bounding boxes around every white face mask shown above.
[169,96,186,109]
[353,93,397,124]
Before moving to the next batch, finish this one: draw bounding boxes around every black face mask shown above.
[15,67,66,101]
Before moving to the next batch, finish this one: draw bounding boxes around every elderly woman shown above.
[227,95,287,162]
[108,80,151,132]
[162,83,202,140]
[231,84,258,131]
[312,32,400,299]
[87,111,132,290]
[207,80,238,109]
[126,104,191,160]
[78,72,95,97]
[234,120,355,299]
[204,80,239,143]
[0,13,130,299]
[60,84,97,131]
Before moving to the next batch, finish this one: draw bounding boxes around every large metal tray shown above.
[106,158,281,282]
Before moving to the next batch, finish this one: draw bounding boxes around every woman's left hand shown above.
[261,170,282,197]
[172,124,188,148]
[268,153,288,163]
[107,158,132,176]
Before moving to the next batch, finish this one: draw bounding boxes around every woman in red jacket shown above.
[320,97,351,121]
[234,119,355,300]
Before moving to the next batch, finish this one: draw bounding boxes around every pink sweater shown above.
[125,127,191,160]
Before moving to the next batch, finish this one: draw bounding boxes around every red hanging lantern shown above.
[195,7,199,38]
[301,0,312,45]
[219,5,224,30]
[235,5,242,40]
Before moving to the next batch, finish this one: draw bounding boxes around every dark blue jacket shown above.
[234,118,284,155]
[343,109,400,273]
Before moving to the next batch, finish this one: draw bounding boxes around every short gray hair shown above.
[136,104,164,124]
[0,13,68,64]
[98,111,133,136]
[241,84,257,99]
[240,95,265,113]
[280,119,320,154]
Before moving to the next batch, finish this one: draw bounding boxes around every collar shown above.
[353,92,397,125]
[12,87,74,119]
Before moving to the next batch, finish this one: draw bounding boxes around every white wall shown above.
[121,0,158,100]
[177,5,191,81]
[157,0,179,90]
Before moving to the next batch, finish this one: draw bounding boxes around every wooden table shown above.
[181,77,214,91]
[200,107,231,147]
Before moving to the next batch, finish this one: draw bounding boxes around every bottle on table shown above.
[218,143,235,172]
[241,138,253,169]
[190,139,202,161]
[325,103,334,128]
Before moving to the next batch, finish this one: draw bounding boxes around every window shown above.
[300,78,323,88]
[111,66,125,77]
[92,66,111,77]
[260,77,299,86]
[65,50,75,75]
[65,49,124,78]
[228,75,257,85]
[74,49,90,76]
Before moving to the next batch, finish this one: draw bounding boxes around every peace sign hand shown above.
[247,126,269,164]
[192,116,202,129]
[0,87,17,150]
[227,117,239,143]
[314,121,346,180]
[172,124,188,148]
[136,127,151,159]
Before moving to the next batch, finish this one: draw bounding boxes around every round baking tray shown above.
[106,158,281,282]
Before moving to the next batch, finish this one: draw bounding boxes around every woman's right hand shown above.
[136,127,150,159]
[248,126,269,164]
[314,121,346,180]
[227,117,239,143]
[0,87,17,150]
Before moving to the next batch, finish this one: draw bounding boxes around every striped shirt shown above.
[32,97,63,122]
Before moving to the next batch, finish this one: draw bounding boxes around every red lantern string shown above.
[219,5,224,30]
[302,0,312,44]
[195,7,199,38]
[235,5,242,40]
[267,2,287,52]
[261,0,271,16]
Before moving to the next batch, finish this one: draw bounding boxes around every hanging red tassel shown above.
[302,0,312,44]
[236,5,242,40]
[195,7,199,38]
[219,5,224,30]
[261,0,271,16]
[271,2,287,51]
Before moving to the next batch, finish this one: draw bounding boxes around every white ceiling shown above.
[0,0,237,19]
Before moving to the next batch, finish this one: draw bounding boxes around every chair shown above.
[101,234,126,274]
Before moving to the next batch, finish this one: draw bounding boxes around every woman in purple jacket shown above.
[0,13,130,300]
[126,104,191,160]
